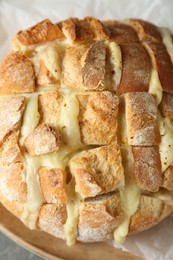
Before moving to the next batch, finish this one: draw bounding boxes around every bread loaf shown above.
[0,17,173,246]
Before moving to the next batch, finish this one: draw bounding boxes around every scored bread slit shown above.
[148,68,163,105]
[140,187,173,207]
[35,40,68,87]
[142,43,163,105]
[116,95,128,144]
[59,89,82,148]
[158,113,173,172]
[109,91,140,243]
[159,27,173,63]
[19,94,44,228]
[114,145,140,243]
[130,19,173,95]
[19,91,82,230]
[48,88,82,246]
[128,19,163,104]
[34,89,83,241]
[64,177,81,246]
[153,189,173,207]
[104,41,122,92]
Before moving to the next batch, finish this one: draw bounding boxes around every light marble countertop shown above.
[0,231,43,260]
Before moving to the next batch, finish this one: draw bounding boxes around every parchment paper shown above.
[0,0,173,259]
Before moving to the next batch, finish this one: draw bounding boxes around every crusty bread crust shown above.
[132,146,162,192]
[125,92,160,146]
[0,17,173,245]
[16,19,64,46]
[129,195,173,234]
[77,92,119,145]
[0,53,35,94]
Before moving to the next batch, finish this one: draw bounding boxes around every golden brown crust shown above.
[82,41,106,89]
[162,166,173,190]
[132,147,162,192]
[38,204,67,239]
[0,96,25,144]
[0,163,27,219]
[117,43,151,93]
[129,195,172,233]
[144,41,173,94]
[24,124,60,156]
[16,19,64,46]
[77,92,119,145]
[0,52,35,94]
[104,21,139,43]
[0,131,22,164]
[63,41,106,90]
[69,142,124,198]
[78,193,123,241]
[125,92,160,146]
[62,17,108,42]
[130,19,162,41]
[38,168,67,204]
[38,92,62,128]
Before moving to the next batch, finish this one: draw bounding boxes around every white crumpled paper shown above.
[0,0,173,259]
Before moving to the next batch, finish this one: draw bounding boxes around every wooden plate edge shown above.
[0,223,63,260]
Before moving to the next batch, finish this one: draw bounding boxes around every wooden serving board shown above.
[0,203,142,260]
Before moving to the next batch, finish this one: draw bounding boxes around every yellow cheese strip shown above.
[19,94,40,145]
[64,178,81,246]
[19,95,43,228]
[58,90,83,244]
[154,190,173,207]
[108,42,122,91]
[37,85,59,93]
[60,89,82,148]
[159,27,173,63]
[149,69,163,105]
[21,155,43,229]
[159,114,173,172]
[38,44,61,80]
[114,146,140,244]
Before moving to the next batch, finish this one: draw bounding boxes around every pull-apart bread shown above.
[0,17,173,245]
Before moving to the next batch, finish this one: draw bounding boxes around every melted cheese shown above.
[149,69,163,105]
[59,91,82,245]
[114,146,140,244]
[36,85,58,93]
[19,92,77,228]
[154,190,173,207]
[21,155,43,229]
[20,95,43,228]
[39,45,61,80]
[159,27,173,63]
[21,147,71,229]
[108,42,122,91]
[39,148,70,169]
[28,39,68,77]
[64,179,81,246]
[19,95,40,145]
[159,115,173,172]
[60,89,82,148]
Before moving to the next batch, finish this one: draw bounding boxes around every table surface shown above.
[0,231,43,260]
